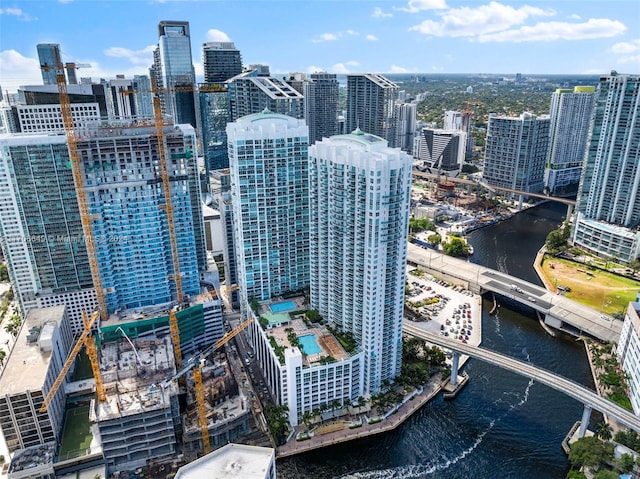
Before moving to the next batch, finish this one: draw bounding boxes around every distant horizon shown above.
[1,0,638,94]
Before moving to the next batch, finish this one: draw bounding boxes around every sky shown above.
[0,0,639,93]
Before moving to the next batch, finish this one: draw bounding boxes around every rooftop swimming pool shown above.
[298,334,322,355]
[269,301,297,313]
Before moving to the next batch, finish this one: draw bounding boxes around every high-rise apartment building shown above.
[617,296,640,415]
[483,112,550,195]
[227,112,310,309]
[0,123,205,333]
[199,83,230,172]
[443,110,463,130]
[304,72,339,144]
[346,74,398,147]
[309,129,412,395]
[545,86,596,195]
[227,73,304,122]
[572,73,640,262]
[37,44,62,85]
[413,128,466,177]
[395,102,417,152]
[202,42,243,84]
[153,21,198,127]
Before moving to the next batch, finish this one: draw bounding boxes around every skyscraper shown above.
[202,42,243,84]
[37,43,62,85]
[304,72,339,144]
[395,102,417,152]
[227,111,310,310]
[0,123,205,333]
[443,110,463,130]
[545,86,596,195]
[346,74,399,147]
[199,83,230,172]
[572,73,640,262]
[309,129,412,395]
[227,73,304,122]
[483,112,550,195]
[153,21,198,127]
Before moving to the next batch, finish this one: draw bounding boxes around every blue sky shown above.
[1,0,639,93]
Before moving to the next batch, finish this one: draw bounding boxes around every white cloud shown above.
[313,32,340,43]
[307,65,326,74]
[477,18,627,43]
[372,7,392,18]
[104,45,155,65]
[396,0,447,13]
[206,29,232,42]
[0,7,35,21]
[328,61,360,74]
[0,50,42,92]
[409,1,555,38]
[366,34,379,41]
[618,54,640,65]
[389,65,410,73]
[569,14,581,20]
[610,39,640,54]
[346,30,359,36]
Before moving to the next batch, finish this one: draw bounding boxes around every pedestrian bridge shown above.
[403,322,640,435]
[407,243,622,342]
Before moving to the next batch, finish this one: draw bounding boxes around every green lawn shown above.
[58,405,93,460]
[540,255,640,315]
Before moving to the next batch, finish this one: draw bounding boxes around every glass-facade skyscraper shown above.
[37,43,62,85]
[199,84,230,173]
[227,112,310,311]
[346,74,399,147]
[154,21,198,127]
[545,86,596,195]
[202,42,243,84]
[572,73,640,262]
[304,72,338,144]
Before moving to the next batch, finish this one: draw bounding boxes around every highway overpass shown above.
[407,243,622,343]
[403,322,640,435]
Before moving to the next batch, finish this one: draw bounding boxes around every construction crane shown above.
[39,311,106,412]
[162,317,253,454]
[42,59,107,321]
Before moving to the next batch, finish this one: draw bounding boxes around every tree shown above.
[264,404,290,446]
[0,348,5,367]
[546,229,569,254]
[568,436,614,471]
[0,263,8,282]
[442,237,471,257]
[593,470,619,479]
[617,453,635,473]
[566,471,586,479]
[427,233,442,247]
[596,421,613,441]
[628,259,640,275]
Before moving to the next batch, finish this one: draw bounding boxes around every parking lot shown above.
[405,267,483,358]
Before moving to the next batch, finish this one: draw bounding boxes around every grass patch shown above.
[58,405,92,460]
[540,255,640,315]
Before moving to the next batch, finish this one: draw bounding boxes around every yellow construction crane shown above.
[162,317,253,455]
[42,59,107,321]
[39,311,106,412]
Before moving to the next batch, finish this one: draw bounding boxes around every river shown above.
[277,201,595,479]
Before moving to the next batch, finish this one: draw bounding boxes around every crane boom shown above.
[39,311,100,412]
[169,310,183,370]
[49,61,107,320]
[193,366,211,454]
[151,78,183,303]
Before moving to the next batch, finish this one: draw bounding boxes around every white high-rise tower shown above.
[308,129,412,395]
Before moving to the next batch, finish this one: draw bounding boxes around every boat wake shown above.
[335,359,535,479]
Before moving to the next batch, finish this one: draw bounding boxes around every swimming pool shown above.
[298,334,322,355]
[270,301,296,313]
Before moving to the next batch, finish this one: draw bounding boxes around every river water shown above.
[277,201,595,479]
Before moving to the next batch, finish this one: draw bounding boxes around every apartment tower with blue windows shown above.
[226,111,310,311]
[572,73,640,262]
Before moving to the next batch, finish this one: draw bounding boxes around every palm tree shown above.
[301,411,312,432]
[597,421,613,441]
[0,348,5,367]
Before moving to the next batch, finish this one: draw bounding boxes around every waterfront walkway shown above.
[276,376,443,458]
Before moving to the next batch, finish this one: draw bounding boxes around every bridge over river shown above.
[407,243,622,342]
[403,323,640,436]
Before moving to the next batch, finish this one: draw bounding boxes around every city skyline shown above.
[0,0,639,93]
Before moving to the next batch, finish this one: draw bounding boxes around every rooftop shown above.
[7,442,56,476]
[175,443,274,479]
[0,305,66,395]
[95,336,177,421]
